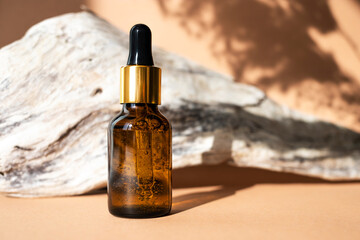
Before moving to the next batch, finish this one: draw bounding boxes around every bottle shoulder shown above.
[108,108,171,132]
[108,112,128,129]
[155,109,171,128]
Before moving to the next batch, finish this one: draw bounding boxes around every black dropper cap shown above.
[127,24,154,66]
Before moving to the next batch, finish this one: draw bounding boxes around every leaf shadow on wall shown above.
[156,0,360,128]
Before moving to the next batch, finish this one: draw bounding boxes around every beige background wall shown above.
[1,0,360,131]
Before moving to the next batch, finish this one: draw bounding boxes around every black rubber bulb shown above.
[127,24,154,66]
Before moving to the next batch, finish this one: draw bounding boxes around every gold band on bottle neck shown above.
[120,65,161,104]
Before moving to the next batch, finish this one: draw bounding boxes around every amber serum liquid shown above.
[108,24,172,218]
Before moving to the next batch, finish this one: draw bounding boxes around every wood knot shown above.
[91,87,103,96]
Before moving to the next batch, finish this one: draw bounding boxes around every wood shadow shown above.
[171,163,357,214]
[81,187,107,196]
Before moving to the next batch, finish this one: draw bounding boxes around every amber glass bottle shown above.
[108,24,172,218]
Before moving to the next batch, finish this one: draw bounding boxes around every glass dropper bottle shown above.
[107,24,172,218]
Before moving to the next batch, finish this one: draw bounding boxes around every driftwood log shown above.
[0,12,359,197]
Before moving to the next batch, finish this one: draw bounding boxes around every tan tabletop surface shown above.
[1,164,360,240]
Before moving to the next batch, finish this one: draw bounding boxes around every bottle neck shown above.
[122,103,159,115]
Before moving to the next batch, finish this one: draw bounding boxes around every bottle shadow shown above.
[170,185,247,215]
[170,163,356,215]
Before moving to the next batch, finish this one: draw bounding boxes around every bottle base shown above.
[109,205,171,218]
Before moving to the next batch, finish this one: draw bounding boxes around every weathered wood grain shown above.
[0,12,359,197]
